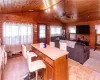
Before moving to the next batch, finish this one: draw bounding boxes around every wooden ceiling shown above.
[63,0,100,23]
[0,0,61,13]
[0,0,100,23]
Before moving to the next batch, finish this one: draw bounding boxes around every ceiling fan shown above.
[60,0,73,19]
[61,12,72,18]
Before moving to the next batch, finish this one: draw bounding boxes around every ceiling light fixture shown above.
[43,0,47,8]
[43,0,51,12]
[45,9,48,12]
[45,8,50,13]
[28,10,34,12]
[43,0,50,8]
[47,8,50,12]
[45,0,50,7]
[52,0,56,4]
[53,5,57,9]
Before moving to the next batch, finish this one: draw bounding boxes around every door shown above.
[38,24,47,43]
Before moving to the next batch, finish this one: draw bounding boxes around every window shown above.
[50,26,62,36]
[69,26,76,33]
[95,25,100,44]
[39,25,46,38]
[3,22,33,53]
[69,26,76,40]
[97,35,100,44]
[3,22,33,45]
[70,34,76,40]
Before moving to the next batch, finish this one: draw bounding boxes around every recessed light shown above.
[52,0,56,4]
[48,8,50,12]
[28,10,34,12]
[45,8,50,12]
[45,9,48,12]
[53,5,57,9]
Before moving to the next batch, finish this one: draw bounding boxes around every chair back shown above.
[22,45,27,59]
[27,51,31,70]
[50,42,55,47]
[59,42,67,51]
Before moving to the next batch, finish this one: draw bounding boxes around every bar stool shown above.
[22,45,37,59]
[50,42,55,47]
[59,42,67,51]
[27,51,46,80]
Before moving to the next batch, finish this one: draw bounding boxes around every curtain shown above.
[3,22,33,54]
[50,25,62,37]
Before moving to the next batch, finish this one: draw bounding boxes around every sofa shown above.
[67,42,90,64]
[51,40,90,64]
[51,36,66,48]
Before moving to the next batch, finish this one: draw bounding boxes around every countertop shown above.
[32,44,68,60]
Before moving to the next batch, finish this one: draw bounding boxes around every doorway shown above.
[38,24,47,43]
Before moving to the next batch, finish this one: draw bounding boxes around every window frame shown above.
[2,22,33,45]
[50,26,62,37]
[69,33,76,40]
[68,26,76,40]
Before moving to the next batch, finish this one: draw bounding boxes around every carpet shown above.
[69,58,100,80]
[84,49,100,73]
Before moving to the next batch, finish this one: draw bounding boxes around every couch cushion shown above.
[67,41,76,48]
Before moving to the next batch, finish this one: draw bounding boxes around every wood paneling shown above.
[48,0,100,23]
[57,0,100,23]
[0,0,100,23]
[0,11,62,44]
[77,34,89,41]
[0,0,100,47]
[66,20,100,48]
[0,0,61,13]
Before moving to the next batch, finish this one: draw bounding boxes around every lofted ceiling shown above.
[0,0,61,13]
[0,0,100,23]
[62,0,100,23]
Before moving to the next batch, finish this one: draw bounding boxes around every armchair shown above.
[68,42,90,64]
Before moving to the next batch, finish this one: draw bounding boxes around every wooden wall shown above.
[0,12,62,44]
[66,20,100,48]
[76,34,89,41]
[1,11,100,49]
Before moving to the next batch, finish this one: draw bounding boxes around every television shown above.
[76,25,90,34]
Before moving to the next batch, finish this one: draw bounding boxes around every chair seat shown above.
[28,52,37,58]
[29,60,46,72]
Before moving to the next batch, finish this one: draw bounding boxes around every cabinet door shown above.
[46,63,54,80]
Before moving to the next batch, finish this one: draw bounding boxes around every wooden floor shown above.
[3,56,29,80]
[3,53,100,80]
[3,56,41,80]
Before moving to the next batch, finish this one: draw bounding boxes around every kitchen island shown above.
[32,44,69,80]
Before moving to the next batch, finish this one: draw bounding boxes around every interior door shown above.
[38,24,47,43]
